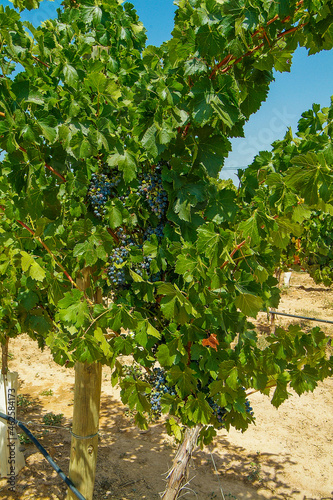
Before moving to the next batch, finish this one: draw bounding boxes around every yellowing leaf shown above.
[29,260,46,281]
[147,321,161,339]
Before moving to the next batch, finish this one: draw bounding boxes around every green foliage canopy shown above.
[0,0,332,441]
[239,98,333,284]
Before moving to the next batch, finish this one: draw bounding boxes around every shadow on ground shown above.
[1,393,303,500]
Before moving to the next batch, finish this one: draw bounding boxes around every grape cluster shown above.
[108,241,160,288]
[88,162,169,291]
[88,171,121,218]
[208,396,254,428]
[135,256,152,278]
[116,227,134,246]
[151,271,162,282]
[143,223,165,241]
[208,399,227,425]
[147,368,176,415]
[147,367,254,424]
[122,364,143,380]
[245,399,254,417]
[134,257,162,282]
[138,166,168,220]
[120,363,255,426]
[107,246,129,288]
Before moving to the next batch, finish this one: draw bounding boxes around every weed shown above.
[17,395,32,409]
[18,433,31,444]
[43,412,63,426]
[40,389,53,396]
[247,461,262,482]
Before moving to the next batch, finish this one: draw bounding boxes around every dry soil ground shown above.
[0,271,332,500]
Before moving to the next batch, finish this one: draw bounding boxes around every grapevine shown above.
[0,1,332,498]
[238,99,333,287]
[298,212,333,286]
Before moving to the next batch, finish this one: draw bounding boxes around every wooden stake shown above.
[66,361,102,500]
[67,270,103,500]
[161,425,201,500]
[1,336,9,376]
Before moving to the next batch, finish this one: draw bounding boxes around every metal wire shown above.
[269,310,333,325]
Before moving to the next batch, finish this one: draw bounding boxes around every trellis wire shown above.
[269,310,333,325]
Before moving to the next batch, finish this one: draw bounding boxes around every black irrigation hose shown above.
[269,310,333,325]
[0,412,86,500]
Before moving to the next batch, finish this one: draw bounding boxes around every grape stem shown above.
[246,380,277,396]
[18,146,66,183]
[137,306,165,329]
[220,239,248,269]
[209,2,306,79]
[186,341,192,365]
[107,227,120,243]
[31,55,50,68]
[84,309,119,337]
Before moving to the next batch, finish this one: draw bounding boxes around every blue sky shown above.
[1,0,332,183]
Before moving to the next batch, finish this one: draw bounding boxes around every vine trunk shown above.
[161,425,201,500]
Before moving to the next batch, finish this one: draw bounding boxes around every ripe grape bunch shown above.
[138,164,168,220]
[143,223,165,242]
[208,397,254,428]
[88,163,169,290]
[107,245,129,287]
[121,364,254,426]
[147,368,176,415]
[87,171,121,218]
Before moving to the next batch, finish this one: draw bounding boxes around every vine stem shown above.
[246,381,278,396]
[178,10,309,137]
[210,0,305,79]
[0,207,94,307]
[18,146,66,183]
[186,341,192,365]
[31,55,50,68]
[0,125,66,183]
[107,227,120,244]
[220,239,248,270]
[252,0,304,37]
[84,309,119,337]
[161,425,201,500]
[213,21,307,77]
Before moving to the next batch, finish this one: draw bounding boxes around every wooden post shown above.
[67,270,103,500]
[1,336,9,376]
[161,425,201,500]
[66,361,102,500]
